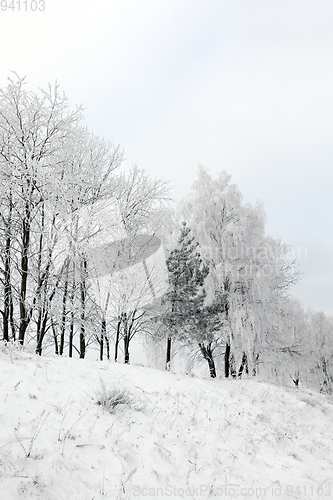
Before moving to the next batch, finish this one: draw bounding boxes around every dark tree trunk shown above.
[79,260,87,359]
[69,314,74,357]
[37,299,52,356]
[100,317,106,361]
[224,296,231,378]
[36,306,45,356]
[3,226,12,341]
[124,337,130,364]
[166,337,172,370]
[238,352,249,378]
[36,275,59,356]
[105,334,110,360]
[199,343,217,378]
[36,308,42,355]
[2,192,13,342]
[9,288,15,341]
[225,342,231,378]
[60,278,69,356]
[69,279,75,358]
[114,317,121,362]
[52,320,59,355]
[123,314,130,364]
[292,371,300,387]
[19,205,31,345]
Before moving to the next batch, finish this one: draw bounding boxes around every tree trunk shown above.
[100,317,106,361]
[252,352,260,376]
[79,260,87,359]
[224,298,231,378]
[225,342,231,378]
[230,353,237,378]
[51,319,59,355]
[105,335,110,360]
[18,204,31,345]
[124,337,130,364]
[2,191,13,342]
[36,306,44,355]
[114,317,121,362]
[292,370,300,387]
[36,275,60,356]
[238,352,249,378]
[69,279,75,358]
[321,357,332,392]
[3,232,11,342]
[60,277,69,356]
[199,343,217,378]
[36,309,48,356]
[123,314,130,364]
[166,337,172,370]
[9,290,15,341]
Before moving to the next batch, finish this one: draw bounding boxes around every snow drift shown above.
[0,345,332,499]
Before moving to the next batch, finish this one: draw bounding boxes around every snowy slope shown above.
[0,345,332,500]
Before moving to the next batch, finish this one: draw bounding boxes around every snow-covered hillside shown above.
[0,345,332,500]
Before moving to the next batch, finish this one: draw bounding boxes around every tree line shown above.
[0,75,332,394]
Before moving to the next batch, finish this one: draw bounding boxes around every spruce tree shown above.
[162,222,209,370]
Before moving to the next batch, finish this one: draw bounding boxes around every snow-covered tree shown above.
[180,166,299,378]
[0,75,122,353]
[160,222,211,370]
[306,308,333,393]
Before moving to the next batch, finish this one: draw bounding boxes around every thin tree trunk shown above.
[2,191,13,342]
[230,353,237,378]
[79,259,87,359]
[9,287,15,341]
[51,319,59,355]
[36,202,45,356]
[60,277,69,355]
[69,278,75,358]
[36,306,49,356]
[321,358,332,392]
[224,297,231,378]
[124,337,130,364]
[114,317,121,362]
[225,342,231,378]
[36,273,60,356]
[123,313,130,364]
[166,337,172,370]
[19,203,31,345]
[36,307,43,355]
[292,370,300,387]
[238,352,249,378]
[105,334,110,360]
[100,317,106,361]
[199,343,217,378]
[3,232,11,342]
[252,352,260,376]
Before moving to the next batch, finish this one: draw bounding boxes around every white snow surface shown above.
[0,346,333,500]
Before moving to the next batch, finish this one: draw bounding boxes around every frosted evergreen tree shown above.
[161,222,209,370]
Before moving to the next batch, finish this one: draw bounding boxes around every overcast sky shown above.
[1,0,332,315]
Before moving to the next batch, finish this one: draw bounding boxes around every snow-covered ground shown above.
[0,345,332,500]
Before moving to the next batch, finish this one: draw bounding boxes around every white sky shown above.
[1,0,332,315]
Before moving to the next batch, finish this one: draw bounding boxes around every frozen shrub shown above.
[97,382,144,413]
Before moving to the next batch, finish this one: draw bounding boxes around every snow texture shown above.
[0,345,332,499]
